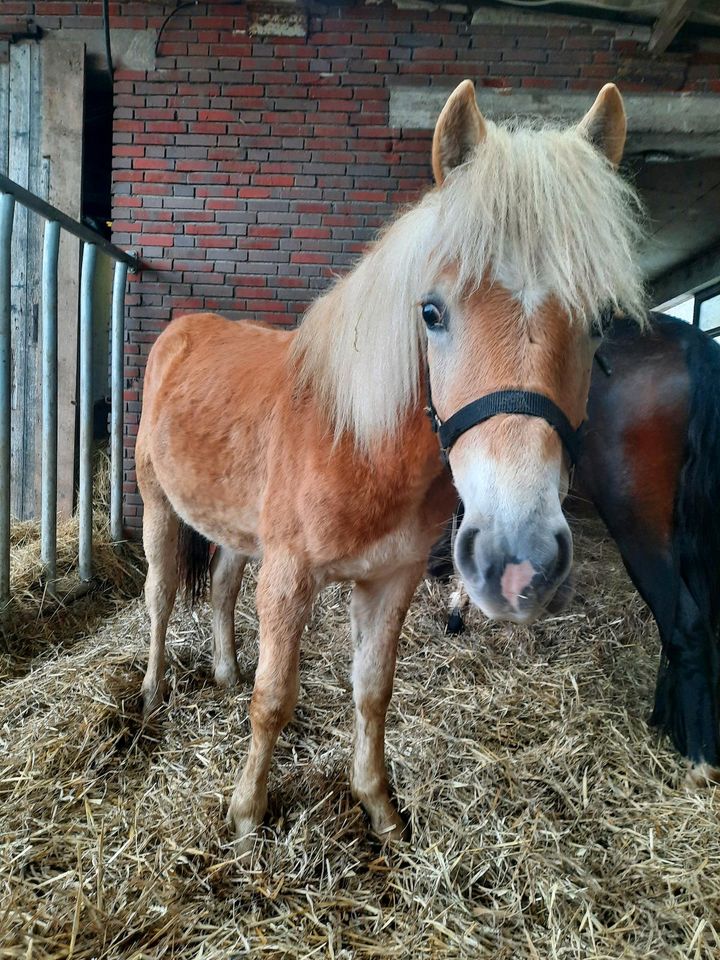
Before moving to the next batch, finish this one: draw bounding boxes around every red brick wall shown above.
[6,2,720,534]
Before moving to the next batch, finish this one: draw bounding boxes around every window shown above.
[656,294,694,325]
[696,286,720,338]
[655,288,720,340]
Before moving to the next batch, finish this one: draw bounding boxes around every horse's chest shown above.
[308,464,455,581]
[320,523,430,582]
[261,409,454,574]
[299,459,437,558]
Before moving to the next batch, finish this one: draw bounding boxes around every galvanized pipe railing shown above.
[0,172,140,604]
[0,173,138,270]
[78,242,97,582]
[111,263,129,546]
[41,219,60,588]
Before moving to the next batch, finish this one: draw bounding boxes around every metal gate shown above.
[0,172,140,604]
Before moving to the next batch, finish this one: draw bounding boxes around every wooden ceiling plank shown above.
[648,0,697,56]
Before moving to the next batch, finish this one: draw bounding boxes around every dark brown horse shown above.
[430,313,720,782]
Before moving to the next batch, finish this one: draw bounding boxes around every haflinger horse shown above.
[136,79,644,851]
[432,313,720,785]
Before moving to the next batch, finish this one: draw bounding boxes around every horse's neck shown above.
[290,340,450,507]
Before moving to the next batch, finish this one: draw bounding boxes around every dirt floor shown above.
[2,516,719,959]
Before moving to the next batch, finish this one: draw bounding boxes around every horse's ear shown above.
[578,83,627,168]
[432,80,487,185]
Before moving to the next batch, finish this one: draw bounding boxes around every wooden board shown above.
[648,0,696,56]
[0,36,84,520]
[7,39,43,520]
[41,36,84,518]
[0,52,8,174]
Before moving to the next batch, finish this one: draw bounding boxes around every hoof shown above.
[685,762,720,788]
[227,785,266,854]
[227,806,263,861]
[214,659,240,689]
[359,793,407,843]
[230,821,259,860]
[371,807,408,843]
[446,609,465,634]
[141,678,167,717]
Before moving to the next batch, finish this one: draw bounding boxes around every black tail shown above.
[176,520,212,605]
[675,325,720,636]
[651,323,720,763]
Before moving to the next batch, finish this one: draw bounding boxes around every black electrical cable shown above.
[102,0,113,82]
[154,1,246,58]
[155,1,201,57]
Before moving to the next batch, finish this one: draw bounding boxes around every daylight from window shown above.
[656,294,694,323]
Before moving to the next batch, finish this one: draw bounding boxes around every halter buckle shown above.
[424,404,442,434]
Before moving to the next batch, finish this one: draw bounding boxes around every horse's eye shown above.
[422,301,445,330]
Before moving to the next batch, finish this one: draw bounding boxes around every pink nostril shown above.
[500,560,536,611]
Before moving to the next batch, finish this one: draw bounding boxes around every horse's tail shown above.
[176,520,212,605]
[674,326,720,635]
[651,325,720,763]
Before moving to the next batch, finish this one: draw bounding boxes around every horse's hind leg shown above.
[139,478,180,715]
[227,553,315,850]
[350,562,424,839]
[210,547,247,688]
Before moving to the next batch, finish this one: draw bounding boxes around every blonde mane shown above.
[293,118,646,448]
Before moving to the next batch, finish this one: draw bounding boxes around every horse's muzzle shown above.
[454,522,573,624]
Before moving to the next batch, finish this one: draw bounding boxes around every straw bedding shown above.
[2,516,719,959]
[2,456,145,683]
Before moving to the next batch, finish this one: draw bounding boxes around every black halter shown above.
[425,363,584,466]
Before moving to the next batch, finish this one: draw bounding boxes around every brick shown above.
[197,236,237,248]
[564,35,610,50]
[291,252,331,264]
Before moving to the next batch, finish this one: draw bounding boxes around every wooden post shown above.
[41,36,84,518]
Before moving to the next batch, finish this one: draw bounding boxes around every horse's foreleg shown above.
[210,546,247,688]
[350,563,423,840]
[227,554,315,850]
[140,485,179,715]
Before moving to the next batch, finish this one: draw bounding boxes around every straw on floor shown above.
[2,516,719,959]
[1,454,145,682]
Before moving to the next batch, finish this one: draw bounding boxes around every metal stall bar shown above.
[0,173,138,270]
[41,219,60,585]
[0,173,138,596]
[78,242,97,581]
[110,261,128,544]
[0,193,15,605]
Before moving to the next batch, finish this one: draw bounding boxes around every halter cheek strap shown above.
[425,366,584,465]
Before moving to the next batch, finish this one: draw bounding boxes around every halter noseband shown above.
[425,364,584,466]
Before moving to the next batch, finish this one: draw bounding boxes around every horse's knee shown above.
[250,680,297,734]
[356,688,392,725]
[144,572,177,614]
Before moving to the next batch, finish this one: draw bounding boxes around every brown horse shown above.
[579,314,720,784]
[136,80,644,850]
